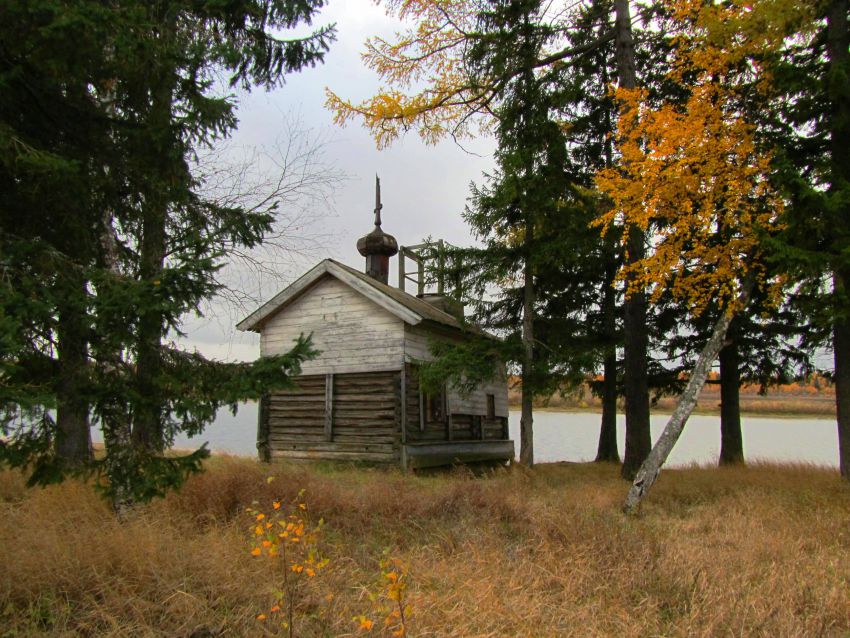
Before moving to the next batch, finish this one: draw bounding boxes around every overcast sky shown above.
[179,0,496,362]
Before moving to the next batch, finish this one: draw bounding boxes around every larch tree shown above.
[595,0,800,512]
[555,0,624,464]
[414,0,607,467]
[325,0,622,147]
[327,0,655,468]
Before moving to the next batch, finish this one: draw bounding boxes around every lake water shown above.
[160,404,840,468]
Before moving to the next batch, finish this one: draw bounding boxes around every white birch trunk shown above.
[623,279,754,514]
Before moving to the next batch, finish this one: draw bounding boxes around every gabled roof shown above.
[236,259,465,332]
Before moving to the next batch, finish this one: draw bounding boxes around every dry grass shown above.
[1,457,849,637]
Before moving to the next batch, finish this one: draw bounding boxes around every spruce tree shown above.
[557,0,623,463]
[418,0,616,467]
[768,0,850,478]
[0,0,332,503]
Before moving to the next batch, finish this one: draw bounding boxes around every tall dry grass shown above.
[1,458,848,637]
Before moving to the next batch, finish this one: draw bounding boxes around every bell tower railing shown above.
[397,239,461,298]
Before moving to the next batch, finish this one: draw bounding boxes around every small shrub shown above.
[246,485,329,637]
[356,551,413,637]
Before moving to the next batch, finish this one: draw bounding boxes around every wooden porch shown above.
[402,440,515,469]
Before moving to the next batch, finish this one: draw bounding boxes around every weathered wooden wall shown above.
[403,363,508,443]
[266,371,400,463]
[260,276,405,375]
[404,365,448,443]
[254,276,511,466]
[404,324,510,418]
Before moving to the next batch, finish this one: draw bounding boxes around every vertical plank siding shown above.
[257,394,271,462]
[324,374,334,441]
[404,365,449,442]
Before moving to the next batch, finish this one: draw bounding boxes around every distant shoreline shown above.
[507,379,837,420]
[506,404,837,420]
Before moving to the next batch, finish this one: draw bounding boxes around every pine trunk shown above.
[132,70,174,454]
[596,244,619,463]
[613,0,651,480]
[55,272,92,465]
[719,331,744,465]
[519,228,535,467]
[827,0,850,480]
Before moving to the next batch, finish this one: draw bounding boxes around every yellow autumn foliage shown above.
[595,0,814,315]
[325,0,500,148]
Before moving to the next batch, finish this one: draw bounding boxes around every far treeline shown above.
[328,0,850,507]
[1,0,848,514]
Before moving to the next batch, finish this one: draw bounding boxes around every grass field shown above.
[1,458,848,637]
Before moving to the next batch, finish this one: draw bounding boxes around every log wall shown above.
[403,365,449,443]
[266,371,400,463]
[254,277,510,465]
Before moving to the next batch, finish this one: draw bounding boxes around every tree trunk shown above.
[132,70,174,454]
[624,312,735,513]
[55,272,92,465]
[519,226,535,467]
[98,208,136,516]
[827,0,850,480]
[623,281,753,514]
[597,349,620,463]
[835,271,850,479]
[613,0,651,479]
[133,205,166,452]
[621,231,650,479]
[102,406,135,518]
[91,64,137,514]
[613,0,637,90]
[719,328,744,465]
[596,61,620,465]
[596,241,620,463]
